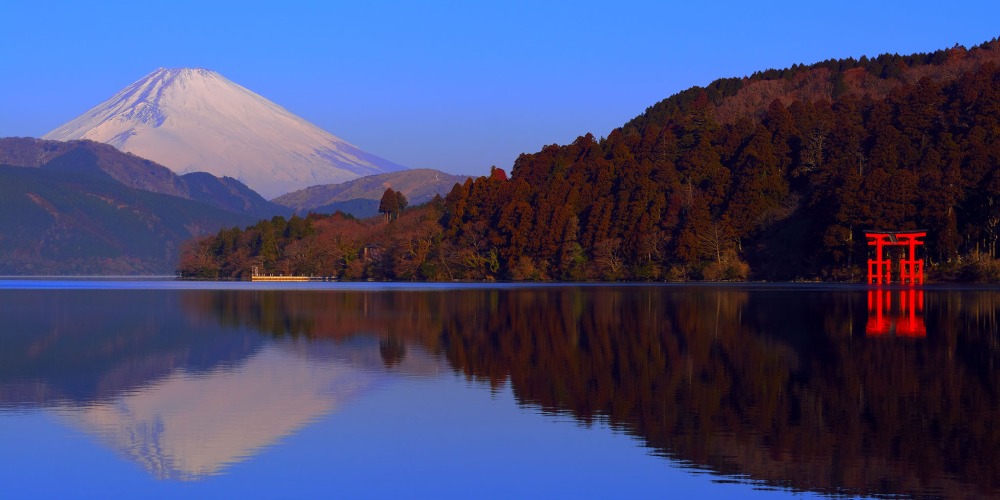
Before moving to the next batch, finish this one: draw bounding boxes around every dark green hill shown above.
[0,164,254,275]
[0,137,282,219]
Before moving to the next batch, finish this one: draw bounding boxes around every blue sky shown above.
[2,1,998,176]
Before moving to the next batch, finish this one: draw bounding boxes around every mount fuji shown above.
[44,68,407,198]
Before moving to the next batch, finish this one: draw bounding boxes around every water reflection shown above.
[0,290,263,408]
[0,289,447,480]
[2,285,999,497]
[68,345,373,481]
[182,286,1000,498]
[866,289,926,337]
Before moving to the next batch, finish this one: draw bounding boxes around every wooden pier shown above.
[249,267,330,282]
[250,274,311,282]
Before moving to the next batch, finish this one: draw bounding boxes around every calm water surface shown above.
[1,281,998,498]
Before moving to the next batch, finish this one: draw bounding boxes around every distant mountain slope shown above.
[43,68,407,198]
[272,168,469,214]
[181,172,289,219]
[0,164,254,275]
[312,199,380,219]
[0,137,284,218]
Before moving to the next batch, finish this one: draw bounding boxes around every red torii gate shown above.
[866,230,926,285]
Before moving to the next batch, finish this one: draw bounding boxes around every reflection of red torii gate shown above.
[866,231,926,285]
[866,289,926,338]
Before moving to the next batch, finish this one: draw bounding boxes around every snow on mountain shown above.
[43,68,406,199]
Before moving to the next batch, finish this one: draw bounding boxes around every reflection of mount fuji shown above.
[69,345,365,480]
[65,344,394,480]
[0,288,445,480]
[66,339,444,481]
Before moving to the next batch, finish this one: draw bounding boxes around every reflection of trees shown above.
[181,290,450,352]
[379,336,406,367]
[187,286,1000,497]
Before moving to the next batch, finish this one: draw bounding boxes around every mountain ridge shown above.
[628,39,1000,132]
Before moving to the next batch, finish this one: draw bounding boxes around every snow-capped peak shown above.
[44,68,406,198]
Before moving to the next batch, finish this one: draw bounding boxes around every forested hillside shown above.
[179,39,1000,281]
[0,165,254,274]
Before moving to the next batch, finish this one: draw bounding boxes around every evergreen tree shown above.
[379,188,400,222]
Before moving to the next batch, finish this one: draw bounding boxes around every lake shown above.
[1,281,998,498]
